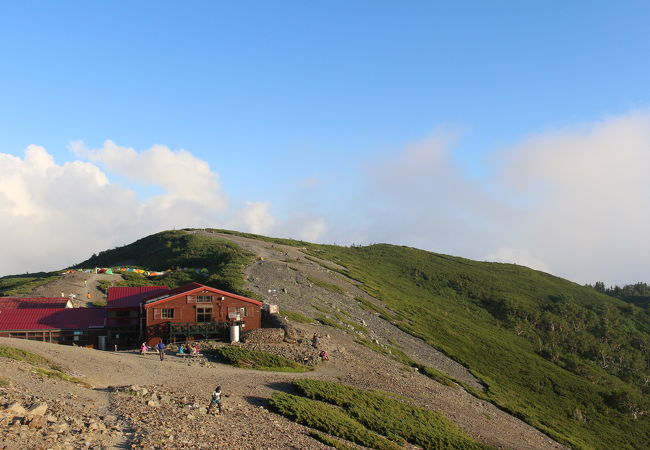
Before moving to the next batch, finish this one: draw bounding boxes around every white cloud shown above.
[360,130,504,259]
[282,214,326,242]
[495,112,650,284]
[483,248,551,273]
[226,201,277,234]
[0,142,288,276]
[70,140,227,207]
[359,112,650,285]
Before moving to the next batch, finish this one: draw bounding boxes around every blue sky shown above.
[1,1,649,284]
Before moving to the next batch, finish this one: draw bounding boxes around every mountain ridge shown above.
[1,228,648,449]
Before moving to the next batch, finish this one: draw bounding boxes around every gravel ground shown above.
[0,329,565,450]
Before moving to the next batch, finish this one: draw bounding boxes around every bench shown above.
[175,353,204,358]
[139,350,160,355]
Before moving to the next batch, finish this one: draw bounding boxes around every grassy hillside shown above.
[294,243,649,449]
[0,272,59,296]
[3,228,648,448]
[210,230,650,449]
[74,230,255,296]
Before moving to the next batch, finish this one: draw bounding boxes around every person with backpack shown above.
[156,341,166,361]
[208,386,223,414]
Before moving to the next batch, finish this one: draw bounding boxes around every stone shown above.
[27,402,48,416]
[6,402,26,415]
[28,416,46,429]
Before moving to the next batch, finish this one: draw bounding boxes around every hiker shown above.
[312,333,319,349]
[319,350,329,361]
[178,345,185,355]
[191,344,199,355]
[156,341,166,361]
[140,342,147,355]
[208,386,222,414]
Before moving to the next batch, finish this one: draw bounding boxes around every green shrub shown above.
[269,393,400,450]
[34,367,90,388]
[293,379,489,450]
[307,431,357,450]
[0,346,49,366]
[282,310,313,323]
[211,346,311,372]
[306,276,344,294]
[315,315,344,330]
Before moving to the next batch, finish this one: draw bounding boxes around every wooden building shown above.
[0,283,263,349]
[143,282,263,345]
[105,286,168,349]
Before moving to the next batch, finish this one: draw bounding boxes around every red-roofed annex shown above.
[0,307,105,346]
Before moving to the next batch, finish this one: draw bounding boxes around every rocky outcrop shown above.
[262,312,298,342]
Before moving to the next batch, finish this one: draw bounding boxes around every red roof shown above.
[144,283,262,308]
[106,286,169,308]
[0,308,106,331]
[0,297,71,309]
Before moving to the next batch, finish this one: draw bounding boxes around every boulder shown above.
[6,402,26,415]
[27,402,48,416]
[28,415,46,429]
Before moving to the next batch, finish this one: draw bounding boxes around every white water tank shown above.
[98,336,107,350]
[229,324,240,343]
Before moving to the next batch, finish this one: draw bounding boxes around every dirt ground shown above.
[32,271,122,307]
[0,328,564,450]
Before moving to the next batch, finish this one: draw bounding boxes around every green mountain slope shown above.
[295,243,649,449]
[213,230,650,449]
[74,230,255,296]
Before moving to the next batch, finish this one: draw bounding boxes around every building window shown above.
[161,308,174,319]
[196,295,212,303]
[197,307,212,323]
[116,311,129,317]
[227,307,249,319]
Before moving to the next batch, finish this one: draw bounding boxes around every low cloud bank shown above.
[2,112,648,285]
[361,113,650,285]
